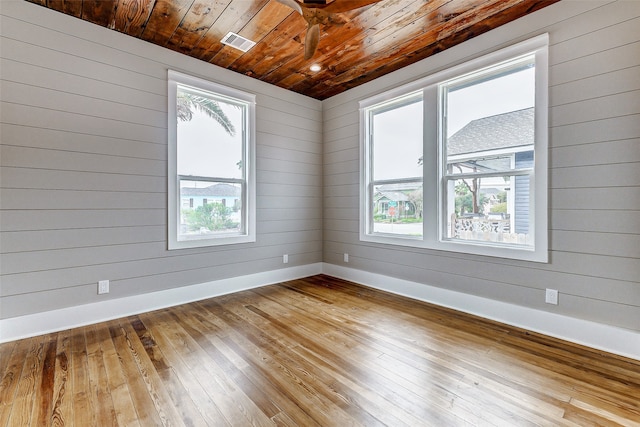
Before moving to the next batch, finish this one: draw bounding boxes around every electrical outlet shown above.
[545,288,558,305]
[98,280,110,295]
[283,254,289,264]
[344,253,349,263]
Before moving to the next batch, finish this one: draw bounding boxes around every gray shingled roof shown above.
[182,183,240,197]
[447,107,534,156]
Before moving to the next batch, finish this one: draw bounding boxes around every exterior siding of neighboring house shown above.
[514,151,533,234]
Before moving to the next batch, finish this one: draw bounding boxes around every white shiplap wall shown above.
[323,0,640,332]
[0,1,323,319]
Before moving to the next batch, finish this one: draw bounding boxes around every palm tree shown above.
[177,91,236,136]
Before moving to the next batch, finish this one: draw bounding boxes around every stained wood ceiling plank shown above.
[301,0,537,98]
[189,0,271,62]
[226,13,307,76]
[140,0,195,46]
[164,0,232,54]
[240,0,388,80]
[45,0,83,17]
[211,46,246,69]
[364,0,465,48]
[81,0,118,27]
[262,0,430,87]
[211,0,293,68]
[277,71,313,90]
[112,0,156,37]
[250,36,308,77]
[285,0,471,93]
[307,0,557,99]
[30,0,559,99]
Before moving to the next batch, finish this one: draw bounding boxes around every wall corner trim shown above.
[321,263,640,361]
[0,263,323,343]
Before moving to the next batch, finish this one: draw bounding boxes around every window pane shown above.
[177,86,244,179]
[442,57,535,248]
[444,60,535,140]
[178,180,242,241]
[372,182,423,236]
[445,175,531,246]
[371,96,423,181]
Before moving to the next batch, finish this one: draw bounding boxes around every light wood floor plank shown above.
[248,285,488,424]
[0,338,32,427]
[101,320,142,427]
[70,327,95,427]
[140,310,226,426]
[161,307,266,426]
[50,329,73,427]
[7,335,46,427]
[85,324,118,426]
[1,275,638,426]
[174,306,283,422]
[119,320,188,427]
[109,321,166,426]
[0,342,17,388]
[239,289,435,426]
[201,299,363,426]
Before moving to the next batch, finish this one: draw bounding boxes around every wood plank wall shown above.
[322,0,640,332]
[0,1,323,319]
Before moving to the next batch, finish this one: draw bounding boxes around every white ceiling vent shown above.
[221,32,256,52]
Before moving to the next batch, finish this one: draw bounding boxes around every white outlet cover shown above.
[98,280,110,294]
[283,254,289,264]
[545,288,558,305]
[344,253,349,262]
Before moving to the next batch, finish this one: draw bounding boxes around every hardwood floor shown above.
[1,275,639,426]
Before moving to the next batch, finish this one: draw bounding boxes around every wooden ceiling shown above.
[26,0,559,100]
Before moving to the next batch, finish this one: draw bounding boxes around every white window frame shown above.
[364,91,424,239]
[360,35,548,262]
[168,70,256,250]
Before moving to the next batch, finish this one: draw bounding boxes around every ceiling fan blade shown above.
[304,23,320,60]
[276,0,303,15]
[323,0,382,13]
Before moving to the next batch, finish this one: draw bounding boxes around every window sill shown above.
[360,232,548,263]
[168,234,255,250]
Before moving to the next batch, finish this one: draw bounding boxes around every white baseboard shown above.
[322,263,640,361]
[2,261,638,362]
[0,263,323,343]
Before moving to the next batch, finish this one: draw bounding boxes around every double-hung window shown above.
[360,35,548,262]
[365,92,424,238]
[168,71,256,249]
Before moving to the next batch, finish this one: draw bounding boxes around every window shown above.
[360,35,548,262]
[168,71,256,249]
[365,92,424,237]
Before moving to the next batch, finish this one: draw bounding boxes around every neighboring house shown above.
[374,187,418,218]
[181,183,241,211]
[446,107,534,234]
